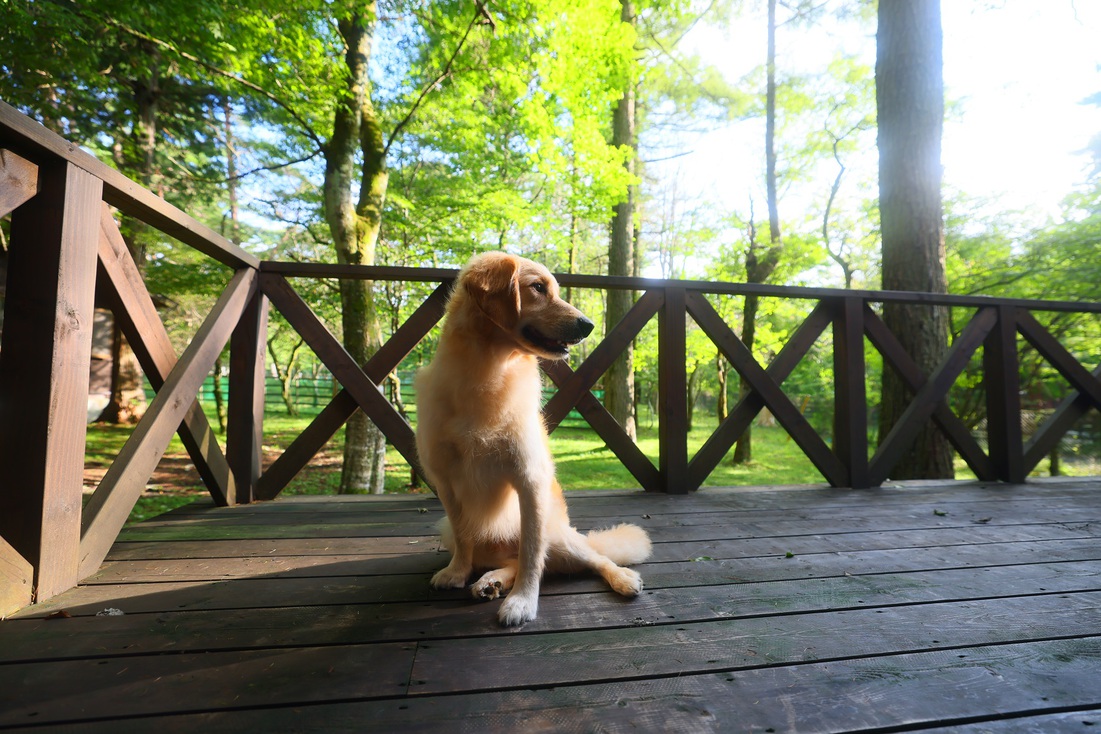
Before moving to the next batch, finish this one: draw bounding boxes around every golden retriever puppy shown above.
[415,252,652,626]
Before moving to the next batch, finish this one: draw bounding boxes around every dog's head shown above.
[458,252,594,360]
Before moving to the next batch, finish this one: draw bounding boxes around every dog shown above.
[414,252,652,626]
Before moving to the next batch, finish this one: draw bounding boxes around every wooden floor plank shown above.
[99,518,1098,565]
[115,518,441,541]
[1,480,1099,733]
[111,504,1095,546]
[146,491,1095,525]
[81,530,1101,589]
[104,535,441,561]
[2,560,1098,665]
[939,709,1101,733]
[14,533,1100,621]
[14,516,1101,621]
[0,642,416,728]
[2,639,1097,732]
[407,592,1101,694]
[87,551,443,583]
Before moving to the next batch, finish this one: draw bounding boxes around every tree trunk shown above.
[212,101,239,434]
[102,58,161,425]
[565,199,579,307]
[212,354,228,433]
[732,290,762,464]
[99,321,147,425]
[324,6,387,494]
[735,2,784,465]
[716,350,728,423]
[876,0,953,479]
[764,0,782,251]
[604,0,638,442]
[267,337,303,417]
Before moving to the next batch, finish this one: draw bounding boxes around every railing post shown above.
[984,305,1024,483]
[227,287,269,504]
[0,160,102,601]
[658,287,689,493]
[833,297,868,488]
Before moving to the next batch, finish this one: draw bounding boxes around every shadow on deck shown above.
[2,479,1101,732]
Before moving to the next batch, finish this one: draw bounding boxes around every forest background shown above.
[2,0,1101,513]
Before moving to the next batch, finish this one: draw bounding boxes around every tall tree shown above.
[731,0,784,465]
[605,0,640,442]
[876,0,953,478]
[323,6,388,493]
[0,2,235,426]
[605,0,739,444]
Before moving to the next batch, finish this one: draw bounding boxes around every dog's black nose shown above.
[577,315,595,339]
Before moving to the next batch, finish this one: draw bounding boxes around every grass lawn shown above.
[85,403,1078,525]
[550,420,824,489]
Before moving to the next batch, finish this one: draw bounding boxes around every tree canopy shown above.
[3,0,1099,486]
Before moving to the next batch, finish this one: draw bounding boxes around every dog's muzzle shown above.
[523,315,594,356]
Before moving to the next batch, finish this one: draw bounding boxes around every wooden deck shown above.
[2,480,1100,732]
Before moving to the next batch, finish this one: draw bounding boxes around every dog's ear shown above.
[463,253,521,329]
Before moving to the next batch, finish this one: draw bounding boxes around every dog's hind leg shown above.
[548,527,643,597]
[472,560,518,601]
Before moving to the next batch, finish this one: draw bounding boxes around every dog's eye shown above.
[532,282,546,294]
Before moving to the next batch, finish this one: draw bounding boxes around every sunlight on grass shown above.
[550,421,824,490]
[86,401,1085,525]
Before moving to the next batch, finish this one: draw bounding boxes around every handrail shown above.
[262,261,1101,313]
[253,267,1101,493]
[0,100,257,269]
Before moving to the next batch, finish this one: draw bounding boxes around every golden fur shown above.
[415,252,652,626]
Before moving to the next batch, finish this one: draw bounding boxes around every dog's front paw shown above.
[608,567,643,597]
[498,592,538,626]
[431,565,470,590]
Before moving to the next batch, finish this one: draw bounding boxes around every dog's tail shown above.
[585,523,652,566]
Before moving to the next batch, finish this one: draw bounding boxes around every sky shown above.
[666,1,1101,229]
[941,1,1101,218]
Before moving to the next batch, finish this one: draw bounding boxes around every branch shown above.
[165,147,324,185]
[777,0,832,28]
[641,150,693,165]
[383,2,488,157]
[96,14,326,150]
[640,0,718,53]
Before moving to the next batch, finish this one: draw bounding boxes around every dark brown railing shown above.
[3,100,1101,613]
[260,263,1101,497]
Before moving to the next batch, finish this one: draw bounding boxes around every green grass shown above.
[84,407,827,527]
[550,420,824,489]
[85,403,1089,526]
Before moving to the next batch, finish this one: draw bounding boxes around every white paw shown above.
[498,592,538,626]
[609,567,643,597]
[431,565,470,590]
[473,577,505,600]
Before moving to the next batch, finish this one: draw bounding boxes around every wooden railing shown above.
[262,263,1101,497]
[3,100,1101,613]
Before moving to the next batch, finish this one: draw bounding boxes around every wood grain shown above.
[0,536,32,617]
[0,161,102,601]
[226,289,269,504]
[78,269,257,579]
[0,148,38,217]
[97,206,235,505]
[0,100,256,269]
[259,272,422,476]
